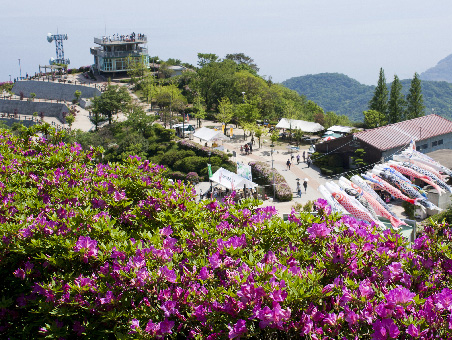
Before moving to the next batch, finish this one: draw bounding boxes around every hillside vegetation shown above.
[1,125,452,338]
[282,73,452,121]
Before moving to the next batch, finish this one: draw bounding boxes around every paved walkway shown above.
[188,121,331,216]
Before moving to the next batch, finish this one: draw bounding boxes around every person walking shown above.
[297,181,301,197]
[249,143,253,153]
[286,159,291,170]
[296,154,300,164]
[291,154,294,162]
[307,157,312,168]
[303,179,308,193]
[303,151,306,162]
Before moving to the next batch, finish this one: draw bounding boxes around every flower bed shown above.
[0,126,452,338]
[249,161,293,201]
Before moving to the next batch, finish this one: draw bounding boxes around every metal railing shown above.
[90,48,148,58]
[94,36,147,44]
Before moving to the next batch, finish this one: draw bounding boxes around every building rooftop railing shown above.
[94,34,147,45]
[90,47,148,58]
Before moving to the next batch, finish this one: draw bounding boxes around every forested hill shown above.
[282,73,452,122]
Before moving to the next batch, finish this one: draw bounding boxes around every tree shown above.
[253,124,267,148]
[197,53,219,67]
[125,103,157,135]
[89,109,108,131]
[192,94,206,128]
[74,90,81,103]
[158,62,175,79]
[388,75,406,124]
[293,129,304,147]
[270,129,279,146]
[363,109,387,128]
[127,56,148,84]
[217,97,234,135]
[30,93,36,101]
[154,84,186,127]
[406,72,425,120]
[236,101,260,140]
[91,83,131,124]
[191,59,237,110]
[225,53,259,73]
[65,113,75,130]
[369,68,388,117]
[284,101,300,142]
[141,75,156,109]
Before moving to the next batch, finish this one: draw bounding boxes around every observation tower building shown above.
[90,32,149,75]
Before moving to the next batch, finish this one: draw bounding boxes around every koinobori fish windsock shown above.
[362,173,419,206]
[403,149,452,177]
[388,161,445,195]
[318,185,347,214]
[343,176,407,229]
[395,160,452,194]
[350,175,397,217]
[393,154,445,181]
[325,183,381,226]
[338,177,379,220]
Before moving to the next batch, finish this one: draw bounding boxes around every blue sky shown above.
[1,0,452,85]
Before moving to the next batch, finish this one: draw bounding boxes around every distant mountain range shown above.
[282,73,452,122]
[420,54,452,83]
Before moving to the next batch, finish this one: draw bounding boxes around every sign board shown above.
[237,162,252,181]
[207,164,212,178]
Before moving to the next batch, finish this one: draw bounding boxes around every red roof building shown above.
[354,114,452,152]
[315,114,452,168]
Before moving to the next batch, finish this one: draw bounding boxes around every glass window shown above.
[422,144,428,149]
[416,146,420,151]
[115,58,126,71]
[432,141,438,147]
[103,59,112,71]
[438,139,443,145]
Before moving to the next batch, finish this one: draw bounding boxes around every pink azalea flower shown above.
[228,319,247,339]
[372,319,400,339]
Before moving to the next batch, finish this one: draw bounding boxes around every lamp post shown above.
[9,75,11,82]
[271,144,275,200]
[208,151,213,199]
[241,91,245,103]
[18,59,21,80]
[182,110,185,138]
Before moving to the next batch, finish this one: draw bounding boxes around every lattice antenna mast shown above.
[47,33,70,65]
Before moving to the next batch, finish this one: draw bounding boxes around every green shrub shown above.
[160,150,196,167]
[327,154,343,168]
[174,156,208,174]
[186,172,200,184]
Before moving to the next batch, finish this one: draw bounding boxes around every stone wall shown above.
[0,100,69,123]
[12,81,101,102]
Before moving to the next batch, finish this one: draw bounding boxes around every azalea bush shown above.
[0,126,452,338]
[249,161,293,202]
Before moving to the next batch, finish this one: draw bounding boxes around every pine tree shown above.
[388,75,406,124]
[369,68,388,117]
[406,72,425,120]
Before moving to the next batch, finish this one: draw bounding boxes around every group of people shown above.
[240,143,253,155]
[103,32,144,43]
[200,187,259,202]
[296,179,308,197]
[286,151,312,170]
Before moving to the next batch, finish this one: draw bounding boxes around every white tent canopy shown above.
[210,167,258,190]
[327,125,353,134]
[275,118,324,133]
[193,127,230,142]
